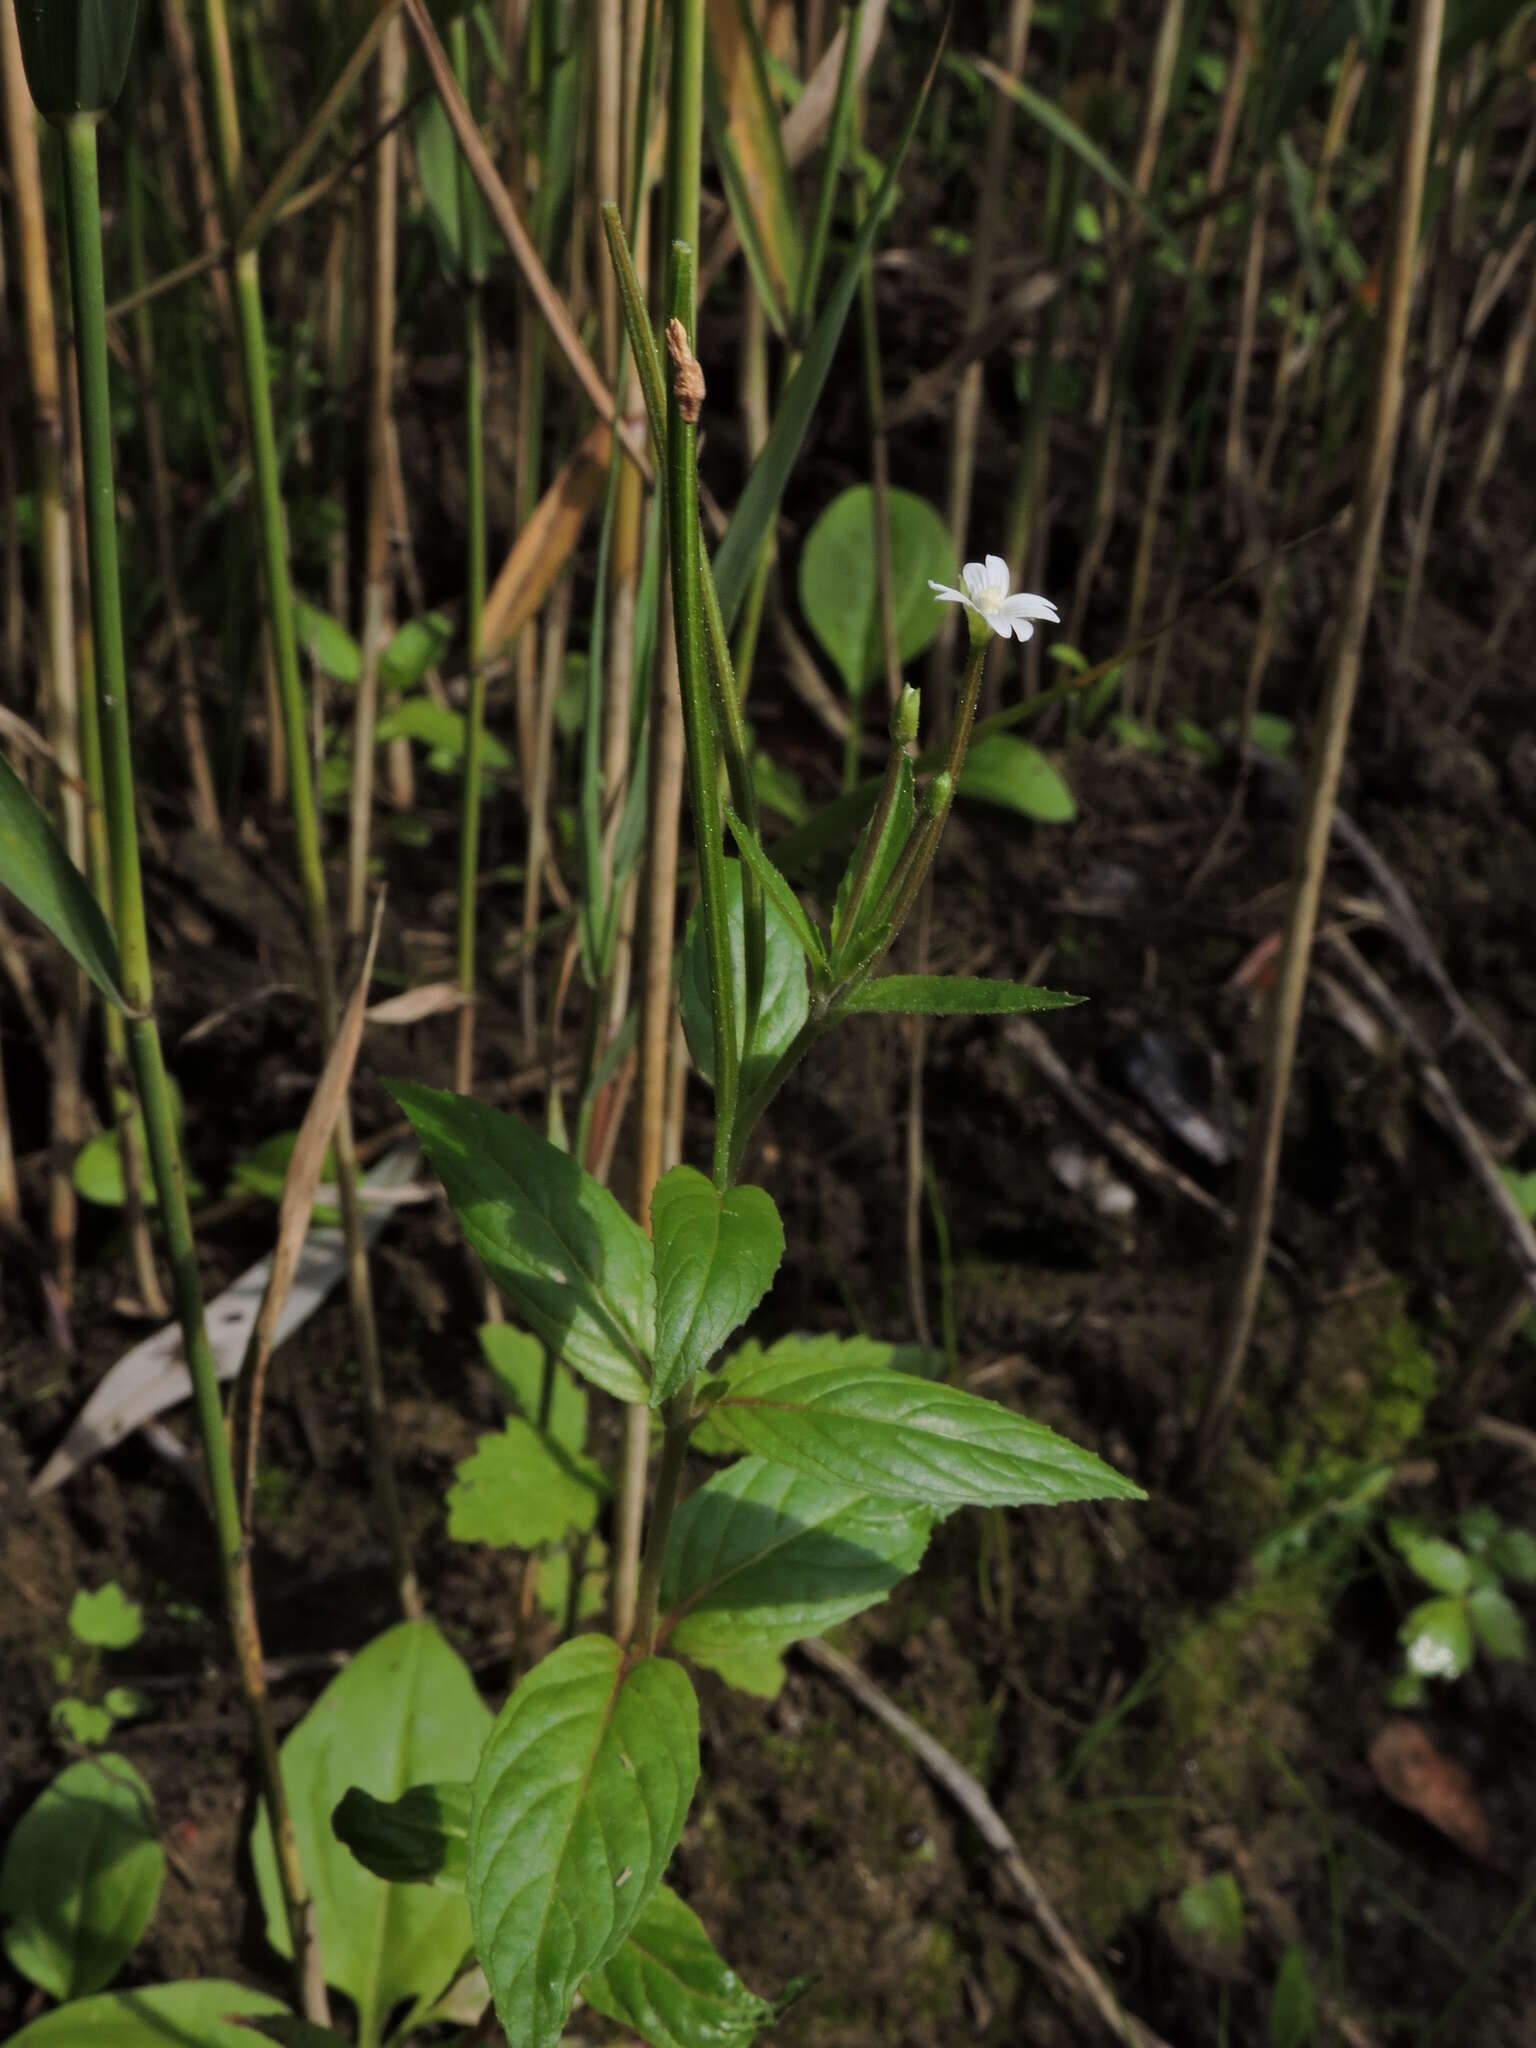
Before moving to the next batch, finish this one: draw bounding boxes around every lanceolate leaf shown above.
[698,1335,1143,1510]
[332,1782,471,1893]
[0,1754,163,2001]
[724,807,827,973]
[651,1168,784,1405]
[0,752,127,1009]
[833,755,913,956]
[250,1623,492,2048]
[680,860,809,1100]
[582,1885,774,2048]
[468,1635,699,2048]
[393,1084,654,1402]
[839,976,1084,1017]
[659,1456,933,1658]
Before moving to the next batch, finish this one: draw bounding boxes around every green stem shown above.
[453,11,487,1089]
[795,0,864,337]
[882,630,987,936]
[666,243,738,1186]
[629,1404,692,1650]
[59,110,325,2014]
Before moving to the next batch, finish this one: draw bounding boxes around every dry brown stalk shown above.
[1197,0,1448,1477]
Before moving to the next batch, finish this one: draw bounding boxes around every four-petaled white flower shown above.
[929,556,1060,642]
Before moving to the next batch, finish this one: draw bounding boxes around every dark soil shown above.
[4,17,1536,2047]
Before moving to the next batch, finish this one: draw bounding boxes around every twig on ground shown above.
[1325,933,1536,1305]
[797,1636,1173,2048]
[1006,1017,1298,1281]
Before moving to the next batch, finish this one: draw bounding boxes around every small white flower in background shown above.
[929,555,1060,642]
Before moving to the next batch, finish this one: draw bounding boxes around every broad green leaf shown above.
[447,1419,606,1548]
[13,0,137,115]
[651,1168,784,1405]
[1177,1871,1245,1958]
[680,861,809,1100]
[1388,1519,1473,1597]
[75,1079,198,1210]
[52,1700,113,1745]
[480,1324,587,1455]
[468,1635,699,2048]
[704,0,802,331]
[660,1455,933,1658]
[839,976,1084,1018]
[1400,1596,1474,1681]
[415,91,467,269]
[0,1755,163,2000]
[832,755,913,956]
[0,752,127,1009]
[689,1333,930,1454]
[712,40,940,630]
[724,807,827,973]
[1468,1586,1527,1661]
[798,486,954,700]
[698,1334,1143,1510]
[1270,1944,1317,2048]
[958,735,1076,822]
[688,1643,787,1697]
[244,2022,352,2047]
[374,699,512,770]
[251,1622,492,2047]
[8,1981,285,2046]
[382,610,455,693]
[293,599,362,684]
[225,1129,335,1223]
[392,1084,654,1403]
[535,1534,608,1627]
[583,1885,773,2048]
[332,1782,471,1892]
[69,1583,144,1650]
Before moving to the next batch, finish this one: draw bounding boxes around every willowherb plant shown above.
[316,189,1144,2045]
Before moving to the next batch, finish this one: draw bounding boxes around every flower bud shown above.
[14,0,139,118]
[890,685,920,747]
[924,770,953,818]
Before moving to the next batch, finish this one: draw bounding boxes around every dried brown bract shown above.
[665,318,706,423]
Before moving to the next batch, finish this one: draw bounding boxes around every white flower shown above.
[929,556,1060,642]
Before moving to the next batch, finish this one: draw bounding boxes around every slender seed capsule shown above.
[14,0,140,118]
[891,685,920,747]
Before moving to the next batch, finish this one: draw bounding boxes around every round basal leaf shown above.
[650,1168,783,1404]
[68,1583,144,1650]
[0,1754,163,2000]
[382,611,455,693]
[468,1635,699,2048]
[250,1622,492,2047]
[13,0,139,116]
[660,1455,933,1658]
[8,1981,286,2046]
[680,860,810,1100]
[958,734,1076,822]
[798,485,955,699]
[1400,1596,1473,1681]
[52,1699,114,1746]
[582,1886,774,2048]
[293,600,362,684]
[700,1333,1143,1510]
